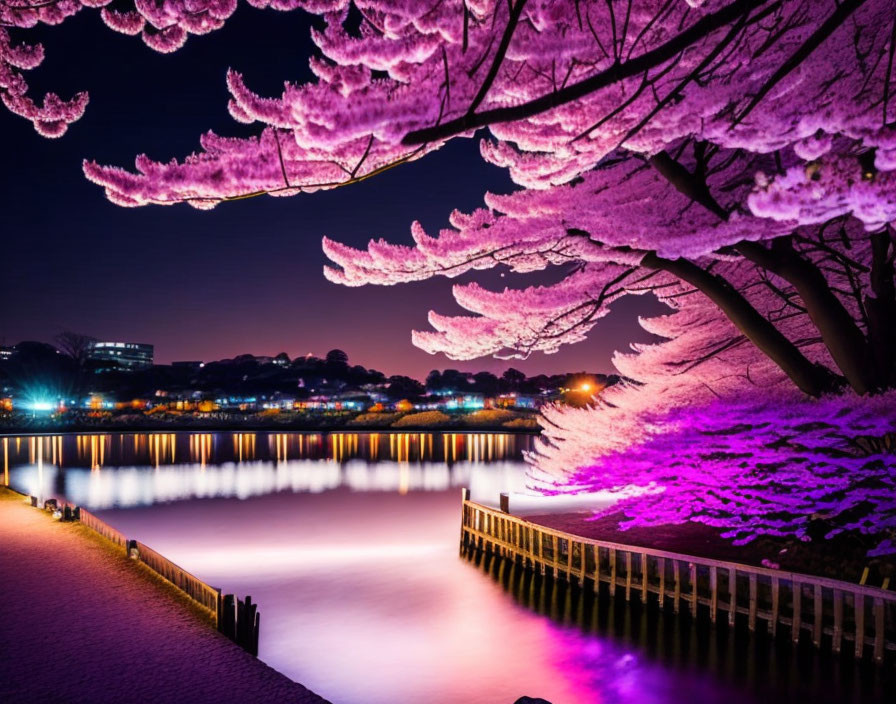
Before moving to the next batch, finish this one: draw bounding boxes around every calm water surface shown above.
[4,432,892,704]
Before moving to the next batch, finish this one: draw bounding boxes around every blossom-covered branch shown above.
[1,0,320,135]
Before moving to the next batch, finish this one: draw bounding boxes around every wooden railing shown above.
[460,490,895,663]
[1,481,259,653]
[79,508,128,549]
[133,540,221,618]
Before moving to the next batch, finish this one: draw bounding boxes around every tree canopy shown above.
[6,0,896,552]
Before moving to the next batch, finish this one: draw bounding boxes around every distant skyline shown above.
[1,7,665,380]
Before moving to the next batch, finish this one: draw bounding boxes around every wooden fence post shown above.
[673,560,681,614]
[237,597,247,650]
[592,546,601,594]
[832,590,843,653]
[769,577,780,637]
[552,535,559,578]
[813,584,823,647]
[579,542,586,587]
[658,557,666,607]
[728,568,737,627]
[460,489,470,555]
[854,594,865,659]
[749,574,758,632]
[238,596,259,657]
[641,554,649,604]
[873,598,884,663]
[567,540,574,583]
[221,594,236,639]
[609,549,617,595]
[689,563,697,617]
[252,610,261,657]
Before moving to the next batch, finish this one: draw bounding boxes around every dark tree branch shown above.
[609,7,756,148]
[642,252,841,397]
[737,239,878,393]
[671,335,749,375]
[732,0,869,125]
[883,15,896,126]
[865,230,896,386]
[273,130,291,188]
[467,0,528,115]
[647,150,729,219]
[649,147,881,394]
[403,0,775,144]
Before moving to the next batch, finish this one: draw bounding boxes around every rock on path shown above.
[0,490,330,704]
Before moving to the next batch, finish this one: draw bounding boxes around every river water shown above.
[3,432,892,704]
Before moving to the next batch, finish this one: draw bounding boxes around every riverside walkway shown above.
[0,490,329,704]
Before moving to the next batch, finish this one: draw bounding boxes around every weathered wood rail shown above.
[76,509,261,653]
[460,490,896,663]
[131,540,222,617]
[77,512,260,653]
[80,508,128,550]
[2,484,261,655]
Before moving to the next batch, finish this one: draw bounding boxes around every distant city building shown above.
[0,345,13,361]
[89,341,154,372]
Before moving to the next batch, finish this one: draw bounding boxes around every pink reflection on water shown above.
[96,485,784,704]
[99,489,625,703]
[5,433,882,703]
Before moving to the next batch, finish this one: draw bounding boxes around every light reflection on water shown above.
[3,431,518,471]
[5,431,528,509]
[3,432,891,704]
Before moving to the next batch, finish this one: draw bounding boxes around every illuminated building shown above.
[88,341,154,372]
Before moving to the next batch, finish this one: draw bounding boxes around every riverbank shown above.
[0,488,329,704]
[524,510,894,587]
[0,408,541,436]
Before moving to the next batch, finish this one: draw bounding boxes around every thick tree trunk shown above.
[650,150,877,394]
[865,230,896,387]
[642,253,840,397]
[736,239,878,394]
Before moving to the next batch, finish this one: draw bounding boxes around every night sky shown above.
[1,7,664,379]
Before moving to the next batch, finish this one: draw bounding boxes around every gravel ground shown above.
[0,489,330,704]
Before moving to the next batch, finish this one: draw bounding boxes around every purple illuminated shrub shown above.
[532,390,896,556]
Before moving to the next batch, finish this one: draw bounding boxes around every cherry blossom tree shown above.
[526,271,896,554]
[78,0,896,394]
[9,1,896,549]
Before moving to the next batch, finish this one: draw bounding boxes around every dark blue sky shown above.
[0,7,664,378]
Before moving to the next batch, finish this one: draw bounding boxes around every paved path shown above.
[0,490,330,704]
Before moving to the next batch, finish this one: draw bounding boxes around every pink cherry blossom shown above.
[8,1,896,550]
